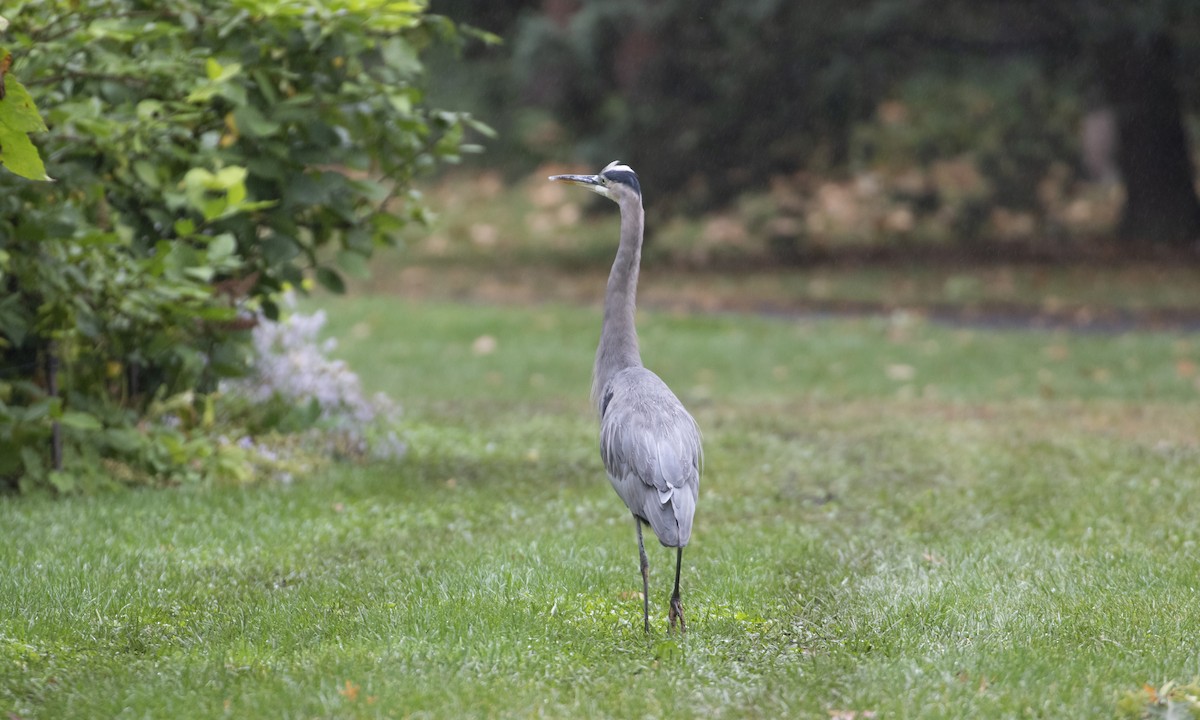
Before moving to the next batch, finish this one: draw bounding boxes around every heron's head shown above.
[548,161,641,204]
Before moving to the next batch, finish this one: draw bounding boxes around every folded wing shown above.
[599,367,702,547]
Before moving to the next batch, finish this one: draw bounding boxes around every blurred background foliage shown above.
[431,0,1200,250]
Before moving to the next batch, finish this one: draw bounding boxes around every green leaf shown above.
[345,227,375,253]
[0,74,50,133]
[21,398,57,423]
[186,85,219,104]
[0,294,28,347]
[336,249,370,279]
[102,428,144,454]
[380,38,422,76]
[188,61,245,104]
[372,213,409,236]
[465,116,497,139]
[261,298,281,321]
[58,410,103,431]
[261,234,300,266]
[133,160,161,188]
[0,441,19,475]
[85,19,136,42]
[388,92,413,115]
[214,166,248,188]
[227,181,247,206]
[19,446,44,478]
[206,58,242,83]
[235,200,277,213]
[315,266,346,294]
[174,218,197,237]
[182,166,257,220]
[208,234,237,262]
[136,100,164,120]
[232,105,280,138]
[286,172,339,206]
[462,25,503,46]
[184,266,215,282]
[47,471,76,493]
[0,119,51,181]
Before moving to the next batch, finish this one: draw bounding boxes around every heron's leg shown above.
[668,547,686,634]
[635,517,650,633]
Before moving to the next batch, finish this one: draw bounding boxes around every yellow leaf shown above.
[220,112,239,148]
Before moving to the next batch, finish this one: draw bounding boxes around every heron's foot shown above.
[668,594,687,634]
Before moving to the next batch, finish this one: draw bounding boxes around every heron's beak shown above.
[548,173,611,198]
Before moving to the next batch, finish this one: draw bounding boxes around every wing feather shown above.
[598,367,702,547]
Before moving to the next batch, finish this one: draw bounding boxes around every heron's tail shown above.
[642,483,695,548]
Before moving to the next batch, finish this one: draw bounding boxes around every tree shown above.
[1092,25,1200,247]
[453,0,1200,248]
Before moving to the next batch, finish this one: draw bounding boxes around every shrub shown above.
[0,0,487,491]
[850,60,1080,214]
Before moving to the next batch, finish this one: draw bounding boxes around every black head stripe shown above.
[602,170,641,196]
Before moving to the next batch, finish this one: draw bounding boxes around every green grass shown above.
[4,298,1200,718]
[321,298,1200,411]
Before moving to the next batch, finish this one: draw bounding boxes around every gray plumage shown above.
[549,161,702,633]
[599,367,700,548]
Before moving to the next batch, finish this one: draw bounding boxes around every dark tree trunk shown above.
[1097,31,1200,249]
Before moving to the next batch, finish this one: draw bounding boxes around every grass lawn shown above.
[4,297,1200,718]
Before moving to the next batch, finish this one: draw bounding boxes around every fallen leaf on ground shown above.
[472,335,498,355]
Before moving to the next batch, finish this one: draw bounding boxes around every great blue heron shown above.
[549,161,702,634]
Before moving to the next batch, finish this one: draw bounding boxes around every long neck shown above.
[592,197,645,409]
